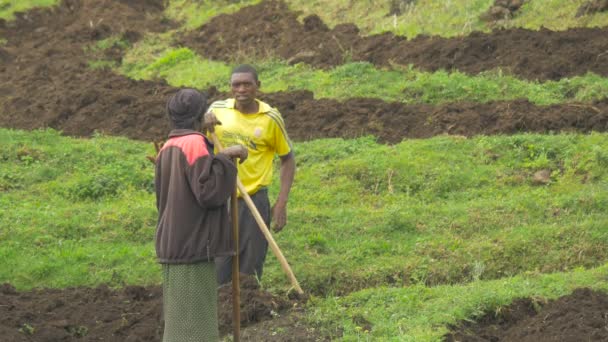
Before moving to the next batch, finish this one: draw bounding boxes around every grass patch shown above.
[288,0,493,38]
[2,128,608,295]
[165,0,261,30]
[512,0,608,31]
[287,0,608,38]
[122,44,608,105]
[86,36,132,53]
[88,60,118,70]
[122,44,232,90]
[0,128,159,289]
[83,35,134,70]
[267,133,608,294]
[309,264,608,340]
[0,0,57,20]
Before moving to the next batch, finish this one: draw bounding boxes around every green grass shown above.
[0,0,57,20]
[3,128,608,297]
[122,44,608,105]
[267,133,608,294]
[86,36,132,53]
[165,0,261,30]
[0,128,159,289]
[288,0,493,38]
[309,264,608,341]
[83,35,133,70]
[512,0,608,31]
[3,128,608,341]
[286,0,608,38]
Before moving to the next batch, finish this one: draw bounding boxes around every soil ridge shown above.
[180,0,608,81]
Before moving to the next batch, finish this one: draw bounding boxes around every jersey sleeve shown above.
[205,100,228,149]
[268,109,292,156]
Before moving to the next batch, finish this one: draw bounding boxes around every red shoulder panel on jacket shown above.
[161,134,209,165]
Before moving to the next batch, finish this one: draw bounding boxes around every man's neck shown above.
[235,100,259,114]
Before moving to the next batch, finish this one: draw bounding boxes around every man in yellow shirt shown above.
[205,64,296,284]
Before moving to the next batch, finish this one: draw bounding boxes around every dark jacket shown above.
[155,129,237,264]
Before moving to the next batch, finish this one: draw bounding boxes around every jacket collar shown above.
[167,129,213,147]
[168,129,204,138]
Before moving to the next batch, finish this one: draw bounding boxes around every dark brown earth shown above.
[2,1,608,341]
[180,0,608,81]
[2,0,608,145]
[260,93,608,144]
[4,282,606,341]
[445,288,608,342]
[0,0,178,141]
[0,276,324,342]
[480,0,526,23]
[217,275,325,341]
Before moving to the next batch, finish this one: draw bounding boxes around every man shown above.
[206,64,296,285]
[155,88,247,341]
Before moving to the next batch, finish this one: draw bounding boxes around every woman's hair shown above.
[166,89,207,129]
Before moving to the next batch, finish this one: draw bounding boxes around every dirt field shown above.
[0,0,608,143]
[181,0,608,81]
[1,276,322,341]
[3,281,607,341]
[1,0,608,341]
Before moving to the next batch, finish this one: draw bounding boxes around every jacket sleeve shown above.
[187,153,237,208]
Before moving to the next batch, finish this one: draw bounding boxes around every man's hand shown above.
[146,140,164,164]
[220,145,248,163]
[203,111,222,132]
[272,202,287,232]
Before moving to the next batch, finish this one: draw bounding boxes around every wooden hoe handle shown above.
[231,184,241,341]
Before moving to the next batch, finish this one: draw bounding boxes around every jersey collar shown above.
[226,98,272,113]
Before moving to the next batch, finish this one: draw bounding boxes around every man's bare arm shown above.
[272,151,295,232]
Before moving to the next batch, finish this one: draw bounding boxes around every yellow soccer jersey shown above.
[208,98,292,195]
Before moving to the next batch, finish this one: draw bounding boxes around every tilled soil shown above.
[0,277,318,342]
[261,92,608,144]
[2,0,608,144]
[445,288,608,342]
[0,0,178,141]
[180,0,608,81]
[3,283,607,341]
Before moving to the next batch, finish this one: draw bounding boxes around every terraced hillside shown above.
[1,0,608,341]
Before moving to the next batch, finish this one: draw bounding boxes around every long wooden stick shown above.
[231,184,241,342]
[212,133,304,294]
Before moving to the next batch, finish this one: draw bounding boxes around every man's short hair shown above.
[231,64,258,81]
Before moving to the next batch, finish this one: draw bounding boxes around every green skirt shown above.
[162,262,219,342]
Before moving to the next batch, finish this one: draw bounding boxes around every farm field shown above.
[1,0,608,341]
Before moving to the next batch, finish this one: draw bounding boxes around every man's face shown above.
[230,72,259,104]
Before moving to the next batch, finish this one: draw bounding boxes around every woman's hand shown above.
[220,145,248,163]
